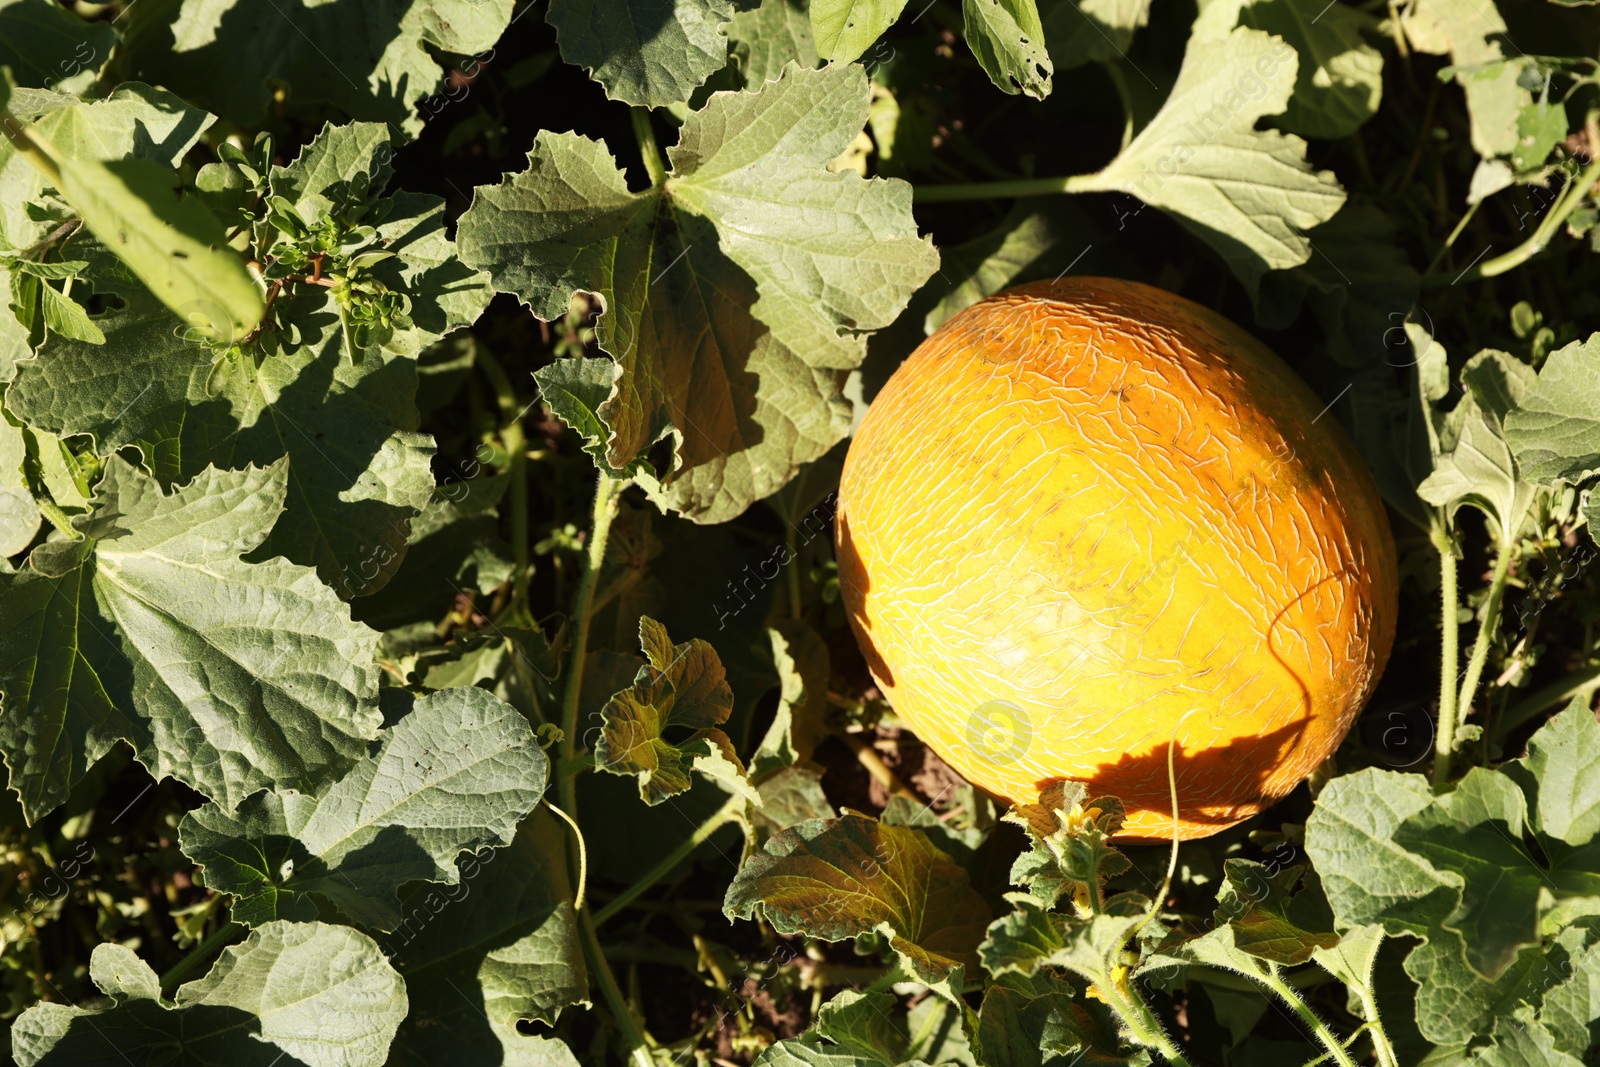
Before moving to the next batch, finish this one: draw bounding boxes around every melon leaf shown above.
[1195,0,1383,140]
[729,0,822,87]
[11,921,407,1067]
[457,63,938,522]
[1212,859,1339,966]
[755,987,974,1067]
[1504,333,1600,488]
[1041,0,1150,72]
[180,687,548,930]
[962,0,1053,101]
[8,122,491,595]
[810,0,911,62]
[1306,700,1600,1044]
[117,0,516,135]
[0,458,382,823]
[546,0,735,107]
[973,969,1137,1067]
[726,813,992,998]
[1071,26,1346,296]
[385,810,588,1065]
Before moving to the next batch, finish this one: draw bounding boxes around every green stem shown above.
[579,909,654,1067]
[592,795,743,926]
[1260,967,1359,1067]
[545,801,588,911]
[1357,983,1401,1067]
[1432,520,1460,786]
[1431,140,1600,286]
[558,472,626,817]
[1421,199,1481,278]
[1104,979,1192,1067]
[553,473,635,1060]
[631,108,668,188]
[159,920,241,996]
[1130,719,1185,943]
[1446,544,1514,782]
[914,173,1100,202]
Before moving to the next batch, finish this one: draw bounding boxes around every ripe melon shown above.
[836,278,1398,841]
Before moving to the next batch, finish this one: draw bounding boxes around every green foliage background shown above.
[0,0,1597,1063]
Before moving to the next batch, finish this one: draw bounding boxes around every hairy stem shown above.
[579,909,654,1067]
[1260,967,1359,1067]
[591,795,743,926]
[1103,978,1192,1067]
[1358,983,1402,1067]
[558,472,626,817]
[1446,544,1514,781]
[1432,520,1461,786]
[556,472,647,1063]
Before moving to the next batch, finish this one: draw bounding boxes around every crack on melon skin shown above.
[836,277,1398,841]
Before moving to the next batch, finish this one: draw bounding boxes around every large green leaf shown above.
[757,987,975,1067]
[1414,347,1546,544]
[1306,701,1600,1043]
[458,62,937,522]
[547,0,735,107]
[11,922,406,1066]
[1196,0,1383,139]
[724,813,992,994]
[980,902,1144,1002]
[386,810,587,1065]
[1212,860,1338,966]
[1504,333,1600,487]
[15,116,262,341]
[974,970,1127,1067]
[181,686,548,930]
[730,0,821,86]
[119,0,516,134]
[1074,25,1345,294]
[0,77,257,340]
[0,413,40,556]
[0,458,382,822]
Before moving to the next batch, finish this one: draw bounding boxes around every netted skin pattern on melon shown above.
[836,277,1398,841]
